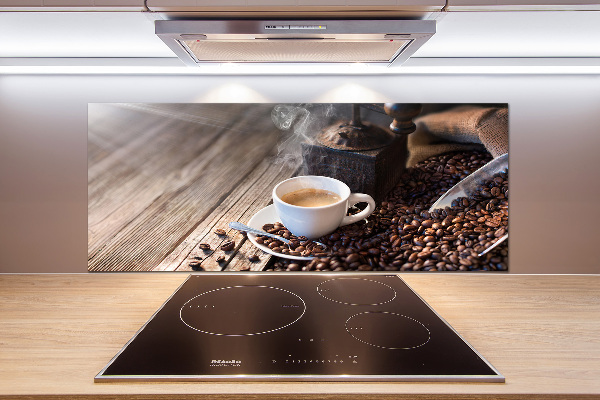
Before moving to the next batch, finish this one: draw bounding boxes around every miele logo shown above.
[210,359,242,367]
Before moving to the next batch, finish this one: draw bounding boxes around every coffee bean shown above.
[198,243,211,251]
[459,258,472,266]
[216,255,225,263]
[287,263,300,271]
[214,228,227,236]
[220,240,235,251]
[189,261,203,271]
[248,255,260,262]
[346,253,360,264]
[485,220,500,228]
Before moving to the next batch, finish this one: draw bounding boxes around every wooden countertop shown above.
[0,273,598,399]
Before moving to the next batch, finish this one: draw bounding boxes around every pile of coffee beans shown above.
[256,224,328,257]
[265,151,508,272]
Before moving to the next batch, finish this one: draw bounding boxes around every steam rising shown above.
[271,104,341,170]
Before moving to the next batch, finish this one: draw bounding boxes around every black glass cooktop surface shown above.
[95,273,503,382]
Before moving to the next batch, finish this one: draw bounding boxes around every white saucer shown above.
[247,204,313,261]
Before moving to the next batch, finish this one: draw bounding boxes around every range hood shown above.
[155,20,435,67]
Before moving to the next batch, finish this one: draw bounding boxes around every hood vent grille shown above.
[182,39,411,63]
[156,20,435,67]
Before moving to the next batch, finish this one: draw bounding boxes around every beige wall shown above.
[1,73,599,274]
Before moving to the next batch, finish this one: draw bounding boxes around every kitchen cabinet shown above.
[1,273,598,399]
[0,0,144,7]
[145,0,445,10]
[3,0,599,11]
[446,0,600,10]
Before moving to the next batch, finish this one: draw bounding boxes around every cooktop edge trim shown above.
[95,374,505,383]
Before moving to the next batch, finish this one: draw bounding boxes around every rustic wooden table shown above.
[88,103,301,272]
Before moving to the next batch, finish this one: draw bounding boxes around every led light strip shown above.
[1,65,599,75]
[0,58,599,75]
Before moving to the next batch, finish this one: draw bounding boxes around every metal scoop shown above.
[429,153,508,257]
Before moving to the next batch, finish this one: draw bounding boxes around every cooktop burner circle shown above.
[316,278,397,305]
[180,285,306,336]
[346,311,431,350]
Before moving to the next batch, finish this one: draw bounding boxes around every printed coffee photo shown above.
[88,103,508,272]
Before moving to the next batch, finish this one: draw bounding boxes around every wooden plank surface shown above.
[88,103,297,272]
[156,137,301,273]
[0,274,599,399]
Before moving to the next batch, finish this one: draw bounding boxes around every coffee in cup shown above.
[280,188,342,207]
[272,175,376,239]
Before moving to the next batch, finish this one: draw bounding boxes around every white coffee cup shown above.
[272,175,376,239]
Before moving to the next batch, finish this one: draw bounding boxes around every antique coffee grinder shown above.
[302,103,421,202]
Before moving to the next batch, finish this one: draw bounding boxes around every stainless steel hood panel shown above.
[155,19,436,67]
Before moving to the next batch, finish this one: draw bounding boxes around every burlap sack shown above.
[407,106,508,167]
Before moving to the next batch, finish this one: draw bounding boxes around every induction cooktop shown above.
[95,273,504,382]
